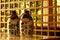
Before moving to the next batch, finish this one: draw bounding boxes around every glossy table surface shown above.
[0,32,60,40]
[0,35,60,40]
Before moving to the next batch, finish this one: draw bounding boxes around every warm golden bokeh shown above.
[0,0,60,40]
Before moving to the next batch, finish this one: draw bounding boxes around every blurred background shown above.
[0,0,60,40]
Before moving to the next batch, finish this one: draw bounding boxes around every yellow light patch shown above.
[16,10,19,15]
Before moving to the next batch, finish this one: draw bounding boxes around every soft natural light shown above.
[26,2,30,8]
[38,10,41,14]
[0,0,60,40]
[57,0,60,5]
